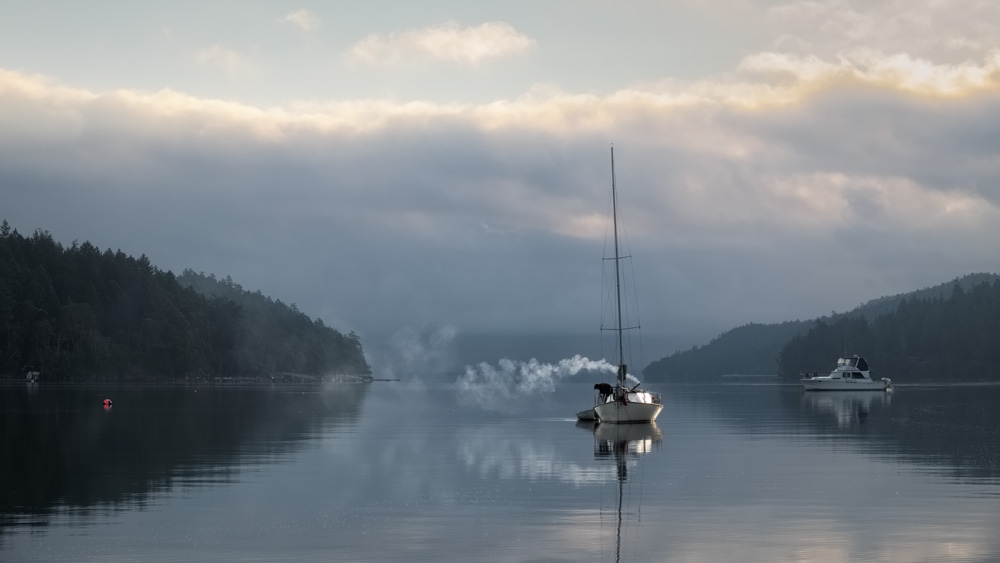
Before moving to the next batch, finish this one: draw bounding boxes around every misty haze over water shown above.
[365,330,695,381]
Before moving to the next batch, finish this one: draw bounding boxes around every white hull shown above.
[593,399,663,423]
[801,378,891,391]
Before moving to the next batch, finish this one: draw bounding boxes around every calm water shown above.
[2,380,1000,562]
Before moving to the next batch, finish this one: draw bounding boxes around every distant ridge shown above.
[644,272,1000,382]
[845,272,999,320]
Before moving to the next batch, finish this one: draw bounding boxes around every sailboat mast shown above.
[611,146,625,386]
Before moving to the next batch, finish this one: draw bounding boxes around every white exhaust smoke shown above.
[455,355,616,411]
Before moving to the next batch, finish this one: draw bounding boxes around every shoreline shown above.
[0,373,376,387]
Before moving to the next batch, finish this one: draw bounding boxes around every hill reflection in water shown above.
[1,384,369,532]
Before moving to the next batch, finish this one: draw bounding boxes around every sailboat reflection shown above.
[802,390,891,428]
[578,421,662,562]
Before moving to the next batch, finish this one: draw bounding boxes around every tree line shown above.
[0,221,369,380]
[643,273,1000,382]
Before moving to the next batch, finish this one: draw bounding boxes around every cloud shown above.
[194,43,257,76]
[694,0,1000,61]
[283,9,319,32]
[346,20,536,67]
[738,49,1000,97]
[2,46,1000,339]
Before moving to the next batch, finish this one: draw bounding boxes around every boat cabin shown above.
[837,356,869,372]
[829,371,869,380]
[24,366,41,382]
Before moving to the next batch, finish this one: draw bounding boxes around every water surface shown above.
[3,382,999,562]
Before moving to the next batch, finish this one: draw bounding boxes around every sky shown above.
[2,1,1000,371]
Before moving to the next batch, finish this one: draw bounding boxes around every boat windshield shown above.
[838,357,864,368]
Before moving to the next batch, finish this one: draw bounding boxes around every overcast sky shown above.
[2,1,999,368]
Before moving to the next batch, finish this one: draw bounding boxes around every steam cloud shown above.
[371,325,457,380]
[455,355,616,411]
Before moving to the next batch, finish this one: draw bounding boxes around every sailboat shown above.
[576,147,663,424]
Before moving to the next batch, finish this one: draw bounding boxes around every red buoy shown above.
[103,398,112,407]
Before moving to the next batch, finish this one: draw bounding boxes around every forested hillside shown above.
[778,280,1000,381]
[643,321,811,381]
[0,222,368,380]
[177,270,369,378]
[644,273,999,381]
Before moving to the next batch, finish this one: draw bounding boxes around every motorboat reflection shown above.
[802,389,891,428]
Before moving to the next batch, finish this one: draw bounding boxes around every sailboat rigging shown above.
[577,147,663,423]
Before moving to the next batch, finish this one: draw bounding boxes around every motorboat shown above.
[800,355,892,391]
